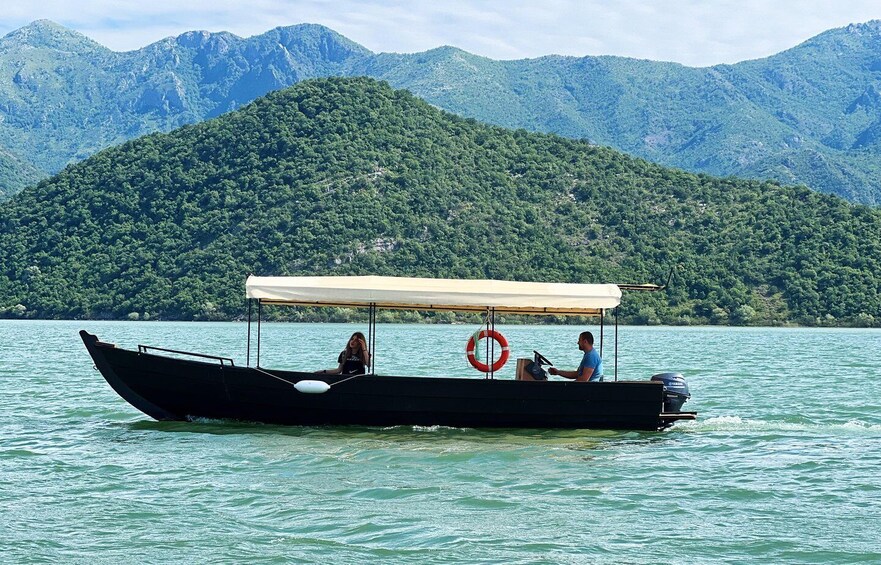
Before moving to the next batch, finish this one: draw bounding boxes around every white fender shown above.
[294,380,331,394]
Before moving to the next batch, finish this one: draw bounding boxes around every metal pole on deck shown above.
[369,303,376,373]
[490,308,496,380]
[614,306,619,382]
[600,309,604,358]
[257,300,262,368]
[247,298,252,367]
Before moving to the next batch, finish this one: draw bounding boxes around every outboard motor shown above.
[651,373,691,412]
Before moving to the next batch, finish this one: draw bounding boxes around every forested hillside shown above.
[1,78,879,325]
[0,146,42,199]
[3,20,881,203]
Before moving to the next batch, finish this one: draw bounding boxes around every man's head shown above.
[578,331,594,351]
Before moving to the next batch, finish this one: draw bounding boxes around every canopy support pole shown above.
[368,303,376,373]
[489,308,496,380]
[600,309,605,358]
[257,300,262,368]
[246,298,253,367]
[614,306,619,382]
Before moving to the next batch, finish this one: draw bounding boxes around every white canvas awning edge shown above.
[245,275,622,315]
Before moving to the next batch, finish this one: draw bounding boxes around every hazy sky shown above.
[2,0,880,67]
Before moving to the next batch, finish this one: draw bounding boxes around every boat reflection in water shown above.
[82,276,696,431]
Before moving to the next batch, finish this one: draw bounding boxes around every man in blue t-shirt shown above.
[548,331,603,382]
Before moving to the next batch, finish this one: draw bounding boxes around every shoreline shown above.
[1,318,877,330]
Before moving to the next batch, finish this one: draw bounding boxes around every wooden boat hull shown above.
[81,331,695,431]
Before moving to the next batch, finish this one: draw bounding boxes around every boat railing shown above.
[137,344,235,367]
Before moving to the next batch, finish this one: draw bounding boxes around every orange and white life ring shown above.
[466,330,510,373]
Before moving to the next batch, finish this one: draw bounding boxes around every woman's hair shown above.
[347,332,368,354]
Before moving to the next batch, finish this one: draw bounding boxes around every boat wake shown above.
[186,416,235,425]
[395,425,470,433]
[677,415,881,434]
[412,425,455,432]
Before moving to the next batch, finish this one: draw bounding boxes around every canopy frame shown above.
[244,274,670,377]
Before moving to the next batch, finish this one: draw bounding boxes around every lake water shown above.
[1,321,880,563]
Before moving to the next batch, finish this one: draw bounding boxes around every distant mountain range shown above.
[2,78,879,325]
[2,19,881,203]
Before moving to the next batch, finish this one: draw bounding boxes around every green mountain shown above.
[0,145,42,199]
[353,23,881,204]
[0,21,116,181]
[3,20,881,203]
[0,20,369,198]
[1,78,879,326]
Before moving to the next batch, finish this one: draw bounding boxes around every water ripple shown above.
[2,321,880,563]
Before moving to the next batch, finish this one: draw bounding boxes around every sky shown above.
[2,0,881,67]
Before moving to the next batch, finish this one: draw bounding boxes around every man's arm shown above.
[548,366,594,381]
[575,366,594,382]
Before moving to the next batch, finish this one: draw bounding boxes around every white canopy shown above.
[246,275,621,315]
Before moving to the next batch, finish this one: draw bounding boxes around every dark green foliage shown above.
[1,78,879,326]
[4,20,881,203]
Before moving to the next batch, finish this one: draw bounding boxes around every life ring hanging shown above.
[466,330,510,373]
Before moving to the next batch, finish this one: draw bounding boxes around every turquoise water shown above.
[1,321,880,563]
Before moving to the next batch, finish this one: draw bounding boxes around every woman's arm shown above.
[319,351,345,374]
[356,337,371,369]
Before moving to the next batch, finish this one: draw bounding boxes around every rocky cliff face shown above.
[0,21,371,198]
[3,20,881,203]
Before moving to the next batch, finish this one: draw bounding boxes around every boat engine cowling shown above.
[651,373,690,413]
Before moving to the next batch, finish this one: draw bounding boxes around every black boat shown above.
[82,275,696,431]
